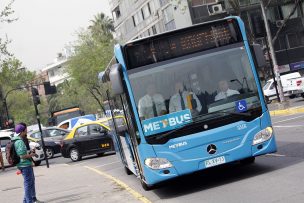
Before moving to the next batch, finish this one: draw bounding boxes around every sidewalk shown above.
[0,163,142,203]
[268,97,304,116]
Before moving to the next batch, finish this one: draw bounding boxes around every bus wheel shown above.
[240,157,255,165]
[140,178,153,191]
[124,166,132,175]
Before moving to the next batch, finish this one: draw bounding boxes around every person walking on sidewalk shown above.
[13,123,43,203]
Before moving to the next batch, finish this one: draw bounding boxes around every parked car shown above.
[28,127,70,158]
[285,76,304,99]
[0,134,45,166]
[61,121,114,162]
[263,72,302,103]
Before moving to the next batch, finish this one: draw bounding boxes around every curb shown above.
[270,106,304,116]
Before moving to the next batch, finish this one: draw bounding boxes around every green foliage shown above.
[65,12,115,114]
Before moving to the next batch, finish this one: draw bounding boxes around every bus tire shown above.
[124,166,132,175]
[140,178,153,191]
[240,157,255,165]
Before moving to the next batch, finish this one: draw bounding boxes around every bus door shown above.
[118,131,137,174]
[108,96,139,176]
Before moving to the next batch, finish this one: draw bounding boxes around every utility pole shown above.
[31,87,50,168]
[260,0,286,104]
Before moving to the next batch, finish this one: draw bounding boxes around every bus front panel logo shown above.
[207,144,217,154]
[142,109,192,136]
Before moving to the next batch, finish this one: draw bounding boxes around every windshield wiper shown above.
[154,111,251,140]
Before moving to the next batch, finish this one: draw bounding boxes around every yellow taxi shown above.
[61,121,114,161]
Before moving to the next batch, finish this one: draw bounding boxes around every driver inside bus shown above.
[215,80,240,101]
[138,83,167,120]
[169,82,202,115]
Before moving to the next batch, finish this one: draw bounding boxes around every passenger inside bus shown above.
[214,80,240,101]
[138,83,167,120]
[169,82,202,116]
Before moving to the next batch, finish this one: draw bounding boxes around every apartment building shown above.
[110,0,304,73]
[109,0,194,42]
[42,53,70,86]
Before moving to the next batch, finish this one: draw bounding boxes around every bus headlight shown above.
[253,127,273,145]
[145,158,173,170]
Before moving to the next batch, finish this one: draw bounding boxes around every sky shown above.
[1,0,112,71]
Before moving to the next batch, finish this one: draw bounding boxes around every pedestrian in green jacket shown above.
[13,123,43,203]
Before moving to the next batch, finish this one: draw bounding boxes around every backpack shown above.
[5,140,20,166]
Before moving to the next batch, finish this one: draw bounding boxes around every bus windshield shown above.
[129,45,261,137]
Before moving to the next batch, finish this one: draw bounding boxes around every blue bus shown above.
[101,16,277,190]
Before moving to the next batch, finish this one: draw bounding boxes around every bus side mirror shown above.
[109,64,124,95]
[251,44,266,68]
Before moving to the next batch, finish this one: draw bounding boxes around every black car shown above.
[61,121,114,162]
[28,127,70,158]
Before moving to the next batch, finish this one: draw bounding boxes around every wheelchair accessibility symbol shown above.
[235,100,247,113]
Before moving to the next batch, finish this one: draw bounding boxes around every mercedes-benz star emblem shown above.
[207,144,217,154]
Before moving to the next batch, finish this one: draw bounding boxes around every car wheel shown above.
[124,166,132,175]
[96,153,104,157]
[45,147,54,159]
[301,93,304,98]
[265,96,271,104]
[70,148,82,162]
[34,160,41,166]
[240,157,255,165]
[289,95,296,99]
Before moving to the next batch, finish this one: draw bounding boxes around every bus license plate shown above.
[205,156,226,168]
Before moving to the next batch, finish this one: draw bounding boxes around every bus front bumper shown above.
[143,135,277,185]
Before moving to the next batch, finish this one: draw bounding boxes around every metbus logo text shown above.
[141,110,192,136]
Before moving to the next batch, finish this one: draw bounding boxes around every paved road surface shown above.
[1,112,304,203]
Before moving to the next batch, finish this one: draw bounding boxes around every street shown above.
[1,106,304,203]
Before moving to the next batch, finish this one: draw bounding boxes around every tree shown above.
[0,0,17,61]
[88,13,114,40]
[67,13,115,115]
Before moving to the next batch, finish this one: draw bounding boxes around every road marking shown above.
[273,114,304,124]
[266,153,286,157]
[94,161,120,168]
[84,166,151,203]
[274,125,304,128]
[70,161,89,166]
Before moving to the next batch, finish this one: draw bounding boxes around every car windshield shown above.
[263,81,272,90]
[129,46,261,137]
